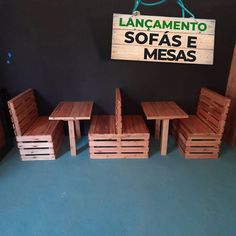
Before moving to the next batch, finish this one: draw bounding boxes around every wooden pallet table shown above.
[49,101,93,156]
[141,101,188,156]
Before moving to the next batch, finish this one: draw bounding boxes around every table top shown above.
[49,101,93,121]
[141,101,188,120]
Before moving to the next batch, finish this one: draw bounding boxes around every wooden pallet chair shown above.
[172,88,230,158]
[8,89,64,161]
[88,88,150,158]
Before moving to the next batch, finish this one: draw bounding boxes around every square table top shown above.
[49,101,93,121]
[141,101,188,120]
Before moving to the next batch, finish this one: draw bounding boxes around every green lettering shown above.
[181,22,190,31]
[174,21,181,30]
[127,18,135,27]
[136,19,144,28]
[153,20,161,29]
[190,22,197,31]
[119,18,126,27]
[145,19,153,30]
[198,23,207,32]
[162,20,172,29]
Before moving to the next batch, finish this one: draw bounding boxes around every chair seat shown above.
[123,115,149,134]
[179,115,216,137]
[23,116,61,136]
[89,115,116,135]
[89,115,149,135]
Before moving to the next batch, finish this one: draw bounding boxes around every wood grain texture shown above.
[141,101,188,120]
[111,14,215,65]
[155,120,161,140]
[115,88,122,134]
[8,89,38,136]
[8,89,64,161]
[75,120,81,139]
[49,100,93,156]
[197,88,230,134]
[141,101,188,156]
[173,88,230,158]
[160,120,169,156]
[225,44,236,146]
[68,120,76,156]
[49,101,93,120]
[89,89,150,159]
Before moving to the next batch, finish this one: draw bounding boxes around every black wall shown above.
[0,0,235,133]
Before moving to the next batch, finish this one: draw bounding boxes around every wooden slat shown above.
[141,101,188,120]
[184,153,218,159]
[8,89,38,136]
[21,155,56,161]
[16,135,52,142]
[115,88,122,134]
[49,101,93,120]
[178,115,216,135]
[24,117,60,136]
[17,142,53,148]
[160,119,169,156]
[122,115,149,134]
[88,88,150,159]
[197,88,231,134]
[89,134,149,140]
[224,44,236,146]
[90,147,148,153]
[68,120,76,156]
[90,153,148,159]
[89,115,116,135]
[19,148,54,155]
[8,89,64,161]
[184,147,219,152]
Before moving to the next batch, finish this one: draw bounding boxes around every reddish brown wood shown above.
[68,120,76,156]
[89,89,150,159]
[141,101,188,120]
[155,120,161,140]
[225,44,236,146]
[173,88,231,159]
[141,101,188,156]
[49,101,93,156]
[196,88,230,134]
[160,120,169,156]
[75,120,81,139]
[49,101,93,120]
[115,88,122,134]
[8,89,64,161]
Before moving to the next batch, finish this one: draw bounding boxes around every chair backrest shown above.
[8,89,38,136]
[115,88,122,134]
[196,88,231,134]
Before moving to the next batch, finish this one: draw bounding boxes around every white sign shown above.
[111,13,216,65]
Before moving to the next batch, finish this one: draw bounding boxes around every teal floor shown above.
[0,136,236,236]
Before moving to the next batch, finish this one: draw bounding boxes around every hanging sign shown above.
[111,13,216,65]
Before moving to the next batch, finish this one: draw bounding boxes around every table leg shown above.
[160,120,170,156]
[68,120,76,156]
[75,120,81,139]
[155,120,161,140]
